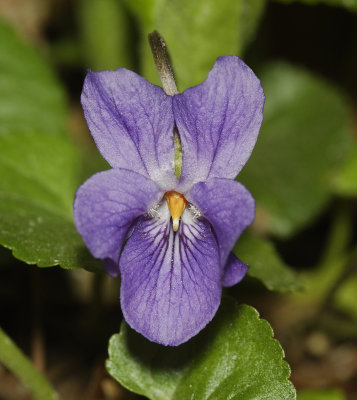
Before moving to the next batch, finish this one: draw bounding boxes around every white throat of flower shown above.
[148,192,201,231]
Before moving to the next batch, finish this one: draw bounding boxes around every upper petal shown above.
[173,56,264,190]
[73,168,163,276]
[119,206,221,346]
[81,69,177,189]
[187,177,255,266]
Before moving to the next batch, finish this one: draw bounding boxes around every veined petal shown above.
[188,178,255,266]
[119,205,221,346]
[81,69,177,189]
[222,253,249,287]
[173,56,264,190]
[73,168,163,276]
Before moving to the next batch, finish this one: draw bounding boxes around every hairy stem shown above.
[148,30,178,96]
[149,31,182,179]
[0,326,58,400]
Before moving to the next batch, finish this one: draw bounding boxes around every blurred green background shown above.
[0,0,356,399]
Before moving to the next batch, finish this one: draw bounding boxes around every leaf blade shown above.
[126,0,266,89]
[0,20,99,271]
[273,0,357,13]
[107,297,296,400]
[240,62,354,237]
[235,233,303,292]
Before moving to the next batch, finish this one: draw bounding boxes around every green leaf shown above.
[0,131,99,271]
[235,233,303,292]
[77,0,133,71]
[125,0,266,89]
[107,297,295,400]
[298,388,346,400]
[239,0,266,48]
[334,272,357,321]
[0,20,99,271]
[0,21,67,135]
[331,145,357,197]
[272,0,357,13]
[239,62,353,237]
[125,0,159,27]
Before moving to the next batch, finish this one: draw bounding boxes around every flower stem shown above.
[303,203,354,313]
[0,326,58,400]
[317,246,357,315]
[148,31,182,179]
[148,30,178,96]
[174,128,182,179]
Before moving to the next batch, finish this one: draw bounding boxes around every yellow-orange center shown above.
[165,191,187,232]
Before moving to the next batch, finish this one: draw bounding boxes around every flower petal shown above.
[173,56,264,189]
[222,252,249,287]
[119,207,221,346]
[73,168,163,276]
[188,178,255,265]
[81,69,177,189]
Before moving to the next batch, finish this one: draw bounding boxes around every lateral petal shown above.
[222,252,249,287]
[73,168,163,276]
[120,207,221,346]
[188,178,255,266]
[81,69,177,189]
[173,56,264,190]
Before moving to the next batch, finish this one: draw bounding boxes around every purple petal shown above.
[81,69,177,189]
[188,178,255,266]
[222,253,249,287]
[173,56,264,190]
[119,208,221,346]
[103,258,120,277]
[73,168,163,276]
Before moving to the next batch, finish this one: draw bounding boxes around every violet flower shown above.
[74,56,264,346]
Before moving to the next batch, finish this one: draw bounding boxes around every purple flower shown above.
[73,56,264,346]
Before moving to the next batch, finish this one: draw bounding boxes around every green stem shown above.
[318,204,352,270]
[318,246,357,312]
[307,204,353,298]
[174,127,182,179]
[0,326,58,400]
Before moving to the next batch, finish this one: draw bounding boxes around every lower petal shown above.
[119,208,221,346]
